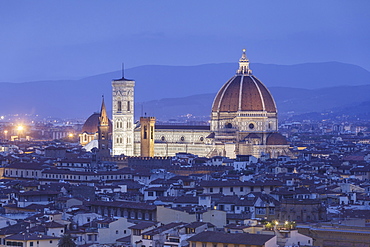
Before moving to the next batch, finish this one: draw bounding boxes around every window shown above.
[127,101,130,111]
[180,136,185,141]
[210,188,213,193]
[49,241,53,244]
[249,123,255,129]
[144,126,147,139]
[6,242,23,246]
[230,187,234,192]
[148,191,154,197]
[30,242,33,247]
[116,230,119,234]
[219,187,223,193]
[150,126,154,139]
[202,243,207,247]
[240,187,244,192]
[117,101,122,112]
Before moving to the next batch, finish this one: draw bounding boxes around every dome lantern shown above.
[236,49,252,75]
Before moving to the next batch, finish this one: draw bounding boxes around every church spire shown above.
[99,96,109,126]
[236,49,252,75]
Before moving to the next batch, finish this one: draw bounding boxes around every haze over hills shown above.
[0,62,369,120]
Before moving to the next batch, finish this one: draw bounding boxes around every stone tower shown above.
[97,96,111,157]
[140,117,156,157]
[112,75,135,156]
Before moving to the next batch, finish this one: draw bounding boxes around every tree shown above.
[58,234,76,247]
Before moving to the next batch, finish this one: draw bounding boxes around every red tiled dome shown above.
[212,75,276,113]
[212,50,276,114]
[266,133,288,145]
[82,113,112,133]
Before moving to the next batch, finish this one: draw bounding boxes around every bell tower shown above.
[112,72,135,156]
[97,96,110,158]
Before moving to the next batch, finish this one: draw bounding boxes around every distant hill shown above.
[139,85,370,120]
[0,62,369,119]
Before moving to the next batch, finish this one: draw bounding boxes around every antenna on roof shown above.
[122,63,124,79]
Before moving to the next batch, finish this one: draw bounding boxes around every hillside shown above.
[0,62,369,119]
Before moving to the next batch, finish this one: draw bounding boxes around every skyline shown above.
[0,1,369,82]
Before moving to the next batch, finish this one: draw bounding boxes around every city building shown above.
[111,50,291,159]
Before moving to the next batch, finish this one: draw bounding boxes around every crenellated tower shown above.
[112,74,135,156]
[140,117,156,157]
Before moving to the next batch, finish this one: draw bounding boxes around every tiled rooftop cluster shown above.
[0,118,369,246]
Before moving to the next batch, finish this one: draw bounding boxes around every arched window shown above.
[127,101,131,111]
[117,101,122,112]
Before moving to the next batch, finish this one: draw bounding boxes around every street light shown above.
[17,125,24,140]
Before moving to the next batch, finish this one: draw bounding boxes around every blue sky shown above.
[0,0,369,82]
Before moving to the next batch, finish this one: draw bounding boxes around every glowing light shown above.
[4,130,8,134]
[0,116,4,120]
[68,133,74,138]
[285,221,289,225]
[274,221,279,225]
[17,125,24,131]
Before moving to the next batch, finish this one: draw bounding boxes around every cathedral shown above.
[81,50,291,159]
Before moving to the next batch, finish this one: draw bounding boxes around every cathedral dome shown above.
[82,112,112,133]
[212,50,276,113]
[266,132,288,145]
[82,113,100,133]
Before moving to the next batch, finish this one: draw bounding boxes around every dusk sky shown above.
[0,1,369,82]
